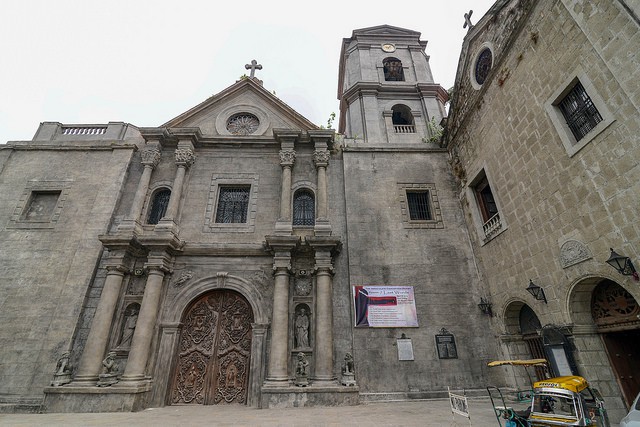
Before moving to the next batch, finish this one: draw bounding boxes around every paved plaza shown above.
[0,399,503,427]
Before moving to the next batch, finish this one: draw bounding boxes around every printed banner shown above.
[353,285,418,327]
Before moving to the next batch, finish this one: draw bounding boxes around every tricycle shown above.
[487,359,610,426]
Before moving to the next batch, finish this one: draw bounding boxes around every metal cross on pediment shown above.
[245,59,263,78]
[463,10,474,30]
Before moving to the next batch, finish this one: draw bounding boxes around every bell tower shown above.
[337,25,448,144]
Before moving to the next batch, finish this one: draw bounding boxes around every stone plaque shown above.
[435,328,458,359]
[397,338,414,361]
[559,239,592,268]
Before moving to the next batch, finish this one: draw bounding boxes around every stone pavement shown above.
[0,399,504,427]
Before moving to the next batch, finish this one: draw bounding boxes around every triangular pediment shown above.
[351,25,421,38]
[162,78,317,137]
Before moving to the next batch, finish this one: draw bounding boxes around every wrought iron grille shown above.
[215,187,250,223]
[407,191,432,220]
[147,188,171,224]
[474,48,492,85]
[293,190,315,226]
[558,81,603,142]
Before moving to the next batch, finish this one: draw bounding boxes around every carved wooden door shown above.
[170,290,253,405]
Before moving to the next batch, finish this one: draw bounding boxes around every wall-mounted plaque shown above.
[435,328,458,359]
[353,285,418,327]
[397,337,414,361]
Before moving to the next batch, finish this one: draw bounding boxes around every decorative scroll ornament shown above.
[140,147,161,167]
[279,149,296,167]
[313,150,330,167]
[559,240,592,268]
[175,148,196,167]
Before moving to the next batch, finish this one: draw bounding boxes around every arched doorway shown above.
[592,279,640,407]
[519,305,546,381]
[169,289,254,405]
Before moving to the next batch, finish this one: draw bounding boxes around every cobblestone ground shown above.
[0,399,504,427]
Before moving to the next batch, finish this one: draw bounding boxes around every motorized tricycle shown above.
[487,360,610,426]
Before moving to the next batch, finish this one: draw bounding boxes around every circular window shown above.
[474,48,493,86]
[226,113,260,135]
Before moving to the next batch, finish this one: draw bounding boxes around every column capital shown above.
[144,252,174,274]
[140,146,161,168]
[279,149,296,167]
[313,149,330,168]
[175,147,195,167]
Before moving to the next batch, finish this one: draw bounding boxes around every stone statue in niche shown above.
[117,305,139,349]
[97,351,119,387]
[51,351,72,386]
[295,308,310,348]
[294,352,309,387]
[341,352,356,386]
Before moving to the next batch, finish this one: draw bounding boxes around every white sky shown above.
[0,0,495,143]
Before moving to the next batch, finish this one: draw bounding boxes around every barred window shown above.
[558,81,603,142]
[293,189,315,226]
[406,191,432,221]
[215,186,250,223]
[147,188,171,224]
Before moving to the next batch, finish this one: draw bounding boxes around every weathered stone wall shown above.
[341,145,500,396]
[447,0,640,421]
[0,132,139,406]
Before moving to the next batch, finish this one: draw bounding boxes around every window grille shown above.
[215,187,250,223]
[406,191,432,220]
[558,81,603,142]
[293,190,315,226]
[383,58,405,81]
[147,189,171,224]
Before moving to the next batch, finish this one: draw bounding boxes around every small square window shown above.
[21,191,61,221]
[557,81,603,142]
[215,186,250,224]
[406,191,432,221]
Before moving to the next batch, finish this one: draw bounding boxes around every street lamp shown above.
[605,248,639,281]
[526,280,547,304]
[478,297,493,316]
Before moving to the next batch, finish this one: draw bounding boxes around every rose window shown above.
[226,113,259,135]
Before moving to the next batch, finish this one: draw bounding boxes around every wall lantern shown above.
[478,297,493,316]
[606,248,639,281]
[526,280,547,304]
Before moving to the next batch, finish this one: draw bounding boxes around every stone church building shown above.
[0,1,638,423]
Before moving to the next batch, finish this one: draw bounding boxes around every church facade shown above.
[0,2,638,423]
[0,25,498,413]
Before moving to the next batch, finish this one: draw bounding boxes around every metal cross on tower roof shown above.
[463,10,474,30]
[245,59,263,78]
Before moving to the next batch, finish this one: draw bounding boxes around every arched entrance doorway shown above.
[592,279,640,407]
[519,305,546,381]
[169,289,254,405]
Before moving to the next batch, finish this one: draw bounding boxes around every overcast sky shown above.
[0,0,495,143]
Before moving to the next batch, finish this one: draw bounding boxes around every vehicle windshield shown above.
[533,393,577,418]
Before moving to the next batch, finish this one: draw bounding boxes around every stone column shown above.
[120,255,171,383]
[309,130,334,236]
[264,236,299,386]
[273,129,299,235]
[156,143,195,231]
[308,237,341,384]
[74,261,128,385]
[131,145,161,219]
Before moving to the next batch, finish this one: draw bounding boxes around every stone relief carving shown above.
[279,149,296,166]
[294,352,309,387]
[559,239,592,268]
[341,352,356,386]
[140,147,161,167]
[294,277,312,296]
[175,147,196,167]
[295,308,310,348]
[117,304,139,349]
[248,269,271,292]
[51,351,72,386]
[173,270,194,288]
[97,351,119,387]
